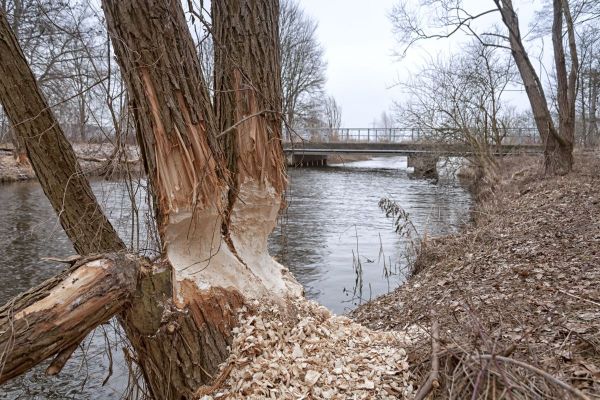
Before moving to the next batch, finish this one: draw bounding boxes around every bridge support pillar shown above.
[407,154,438,180]
[287,154,328,168]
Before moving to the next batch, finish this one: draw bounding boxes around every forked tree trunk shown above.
[551,0,577,169]
[0,0,302,397]
[496,0,574,175]
[103,1,301,398]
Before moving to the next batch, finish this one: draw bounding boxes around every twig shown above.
[215,110,279,139]
[476,354,592,400]
[558,289,600,308]
[41,255,82,264]
[414,320,440,400]
[46,343,79,376]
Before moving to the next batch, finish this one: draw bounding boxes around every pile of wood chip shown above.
[201,299,413,399]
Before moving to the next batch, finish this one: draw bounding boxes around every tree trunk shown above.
[213,0,295,294]
[496,0,573,175]
[9,126,27,164]
[550,0,576,173]
[0,12,125,254]
[102,1,301,398]
[590,71,599,146]
[0,1,302,396]
[0,254,141,384]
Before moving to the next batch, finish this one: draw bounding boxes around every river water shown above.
[0,156,471,399]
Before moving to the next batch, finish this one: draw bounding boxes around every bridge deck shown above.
[283,141,544,156]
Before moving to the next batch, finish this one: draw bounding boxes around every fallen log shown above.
[0,253,143,384]
[77,155,141,164]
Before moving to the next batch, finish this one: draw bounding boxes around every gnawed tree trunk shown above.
[102,0,302,398]
[495,0,574,175]
[0,254,143,384]
[0,0,302,397]
[0,12,125,254]
[213,0,294,294]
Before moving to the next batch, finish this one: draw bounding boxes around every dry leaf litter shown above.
[352,154,600,399]
[200,299,414,399]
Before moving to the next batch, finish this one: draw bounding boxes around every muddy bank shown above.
[0,143,141,183]
[351,153,600,399]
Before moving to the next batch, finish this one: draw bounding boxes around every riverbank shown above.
[326,154,372,164]
[352,153,600,399]
[0,143,141,183]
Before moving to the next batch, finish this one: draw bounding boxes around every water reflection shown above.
[0,156,471,399]
[269,157,471,313]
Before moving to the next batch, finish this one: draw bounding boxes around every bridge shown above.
[282,127,544,176]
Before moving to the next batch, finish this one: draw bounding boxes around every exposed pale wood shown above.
[102,2,255,397]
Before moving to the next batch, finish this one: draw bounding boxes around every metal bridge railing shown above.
[284,127,542,146]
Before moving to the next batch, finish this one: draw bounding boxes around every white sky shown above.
[301,0,402,127]
[300,0,543,127]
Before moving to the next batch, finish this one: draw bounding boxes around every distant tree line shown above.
[389,0,600,175]
[0,0,340,162]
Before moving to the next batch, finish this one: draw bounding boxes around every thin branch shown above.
[476,354,592,400]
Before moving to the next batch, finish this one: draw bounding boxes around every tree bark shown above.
[0,12,125,254]
[590,71,599,145]
[213,0,297,295]
[496,0,573,175]
[102,1,301,398]
[0,1,302,396]
[0,9,133,387]
[0,254,141,384]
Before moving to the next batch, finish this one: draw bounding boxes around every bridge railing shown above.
[284,127,542,145]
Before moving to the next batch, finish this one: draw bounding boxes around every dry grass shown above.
[351,153,600,399]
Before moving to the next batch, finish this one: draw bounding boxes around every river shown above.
[0,156,471,399]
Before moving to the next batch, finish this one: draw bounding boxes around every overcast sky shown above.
[299,0,542,127]
[300,0,402,127]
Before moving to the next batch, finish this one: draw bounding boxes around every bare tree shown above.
[280,0,327,137]
[323,95,342,131]
[0,1,303,398]
[0,0,104,161]
[393,40,516,178]
[574,18,600,146]
[375,111,394,129]
[391,0,580,175]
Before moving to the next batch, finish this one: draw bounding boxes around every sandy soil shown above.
[351,153,600,399]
